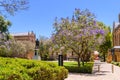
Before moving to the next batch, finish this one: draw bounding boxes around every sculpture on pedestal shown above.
[33,39,41,60]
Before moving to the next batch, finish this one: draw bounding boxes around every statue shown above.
[35,39,39,49]
[33,39,41,60]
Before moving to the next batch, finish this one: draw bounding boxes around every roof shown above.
[11,32,29,36]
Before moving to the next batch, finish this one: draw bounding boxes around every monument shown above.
[33,39,41,60]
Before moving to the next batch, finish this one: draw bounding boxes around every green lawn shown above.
[51,61,94,73]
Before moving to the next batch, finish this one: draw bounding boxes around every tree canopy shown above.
[0,16,11,33]
[0,0,29,15]
[99,27,112,62]
[0,16,11,41]
[52,9,108,67]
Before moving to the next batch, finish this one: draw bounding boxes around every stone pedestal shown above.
[33,49,41,60]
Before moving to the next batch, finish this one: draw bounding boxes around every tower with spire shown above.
[113,13,120,46]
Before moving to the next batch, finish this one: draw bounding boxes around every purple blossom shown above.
[94,29,105,35]
[79,34,83,37]
[89,29,104,36]
[99,29,104,35]
[90,30,94,35]
[95,29,99,34]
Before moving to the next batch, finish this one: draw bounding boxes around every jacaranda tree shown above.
[52,9,106,67]
[0,0,29,15]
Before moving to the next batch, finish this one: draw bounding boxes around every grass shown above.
[64,61,78,66]
[50,61,94,73]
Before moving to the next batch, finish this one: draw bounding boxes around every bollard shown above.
[112,65,114,73]
[98,65,100,72]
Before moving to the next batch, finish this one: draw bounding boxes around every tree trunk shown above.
[80,54,85,66]
[82,60,84,66]
[81,57,84,66]
[77,56,80,67]
[103,53,106,62]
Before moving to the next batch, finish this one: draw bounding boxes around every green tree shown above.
[0,45,9,57]
[52,9,105,67]
[39,36,50,60]
[0,16,11,33]
[0,16,11,41]
[99,27,112,62]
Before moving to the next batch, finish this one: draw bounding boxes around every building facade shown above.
[107,14,120,62]
[11,31,36,59]
[113,14,120,46]
[12,31,36,43]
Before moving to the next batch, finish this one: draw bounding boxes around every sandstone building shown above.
[11,31,36,43]
[107,14,120,62]
[113,14,120,46]
[11,31,36,59]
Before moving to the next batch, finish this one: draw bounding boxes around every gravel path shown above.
[65,60,120,80]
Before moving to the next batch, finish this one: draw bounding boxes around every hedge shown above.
[64,62,94,73]
[111,62,120,67]
[0,57,68,80]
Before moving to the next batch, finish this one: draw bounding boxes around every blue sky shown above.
[8,0,120,38]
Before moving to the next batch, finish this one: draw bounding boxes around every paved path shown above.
[65,60,120,80]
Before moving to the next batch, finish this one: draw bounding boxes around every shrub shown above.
[0,45,9,57]
[0,57,68,80]
[64,62,94,73]
[112,62,120,67]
